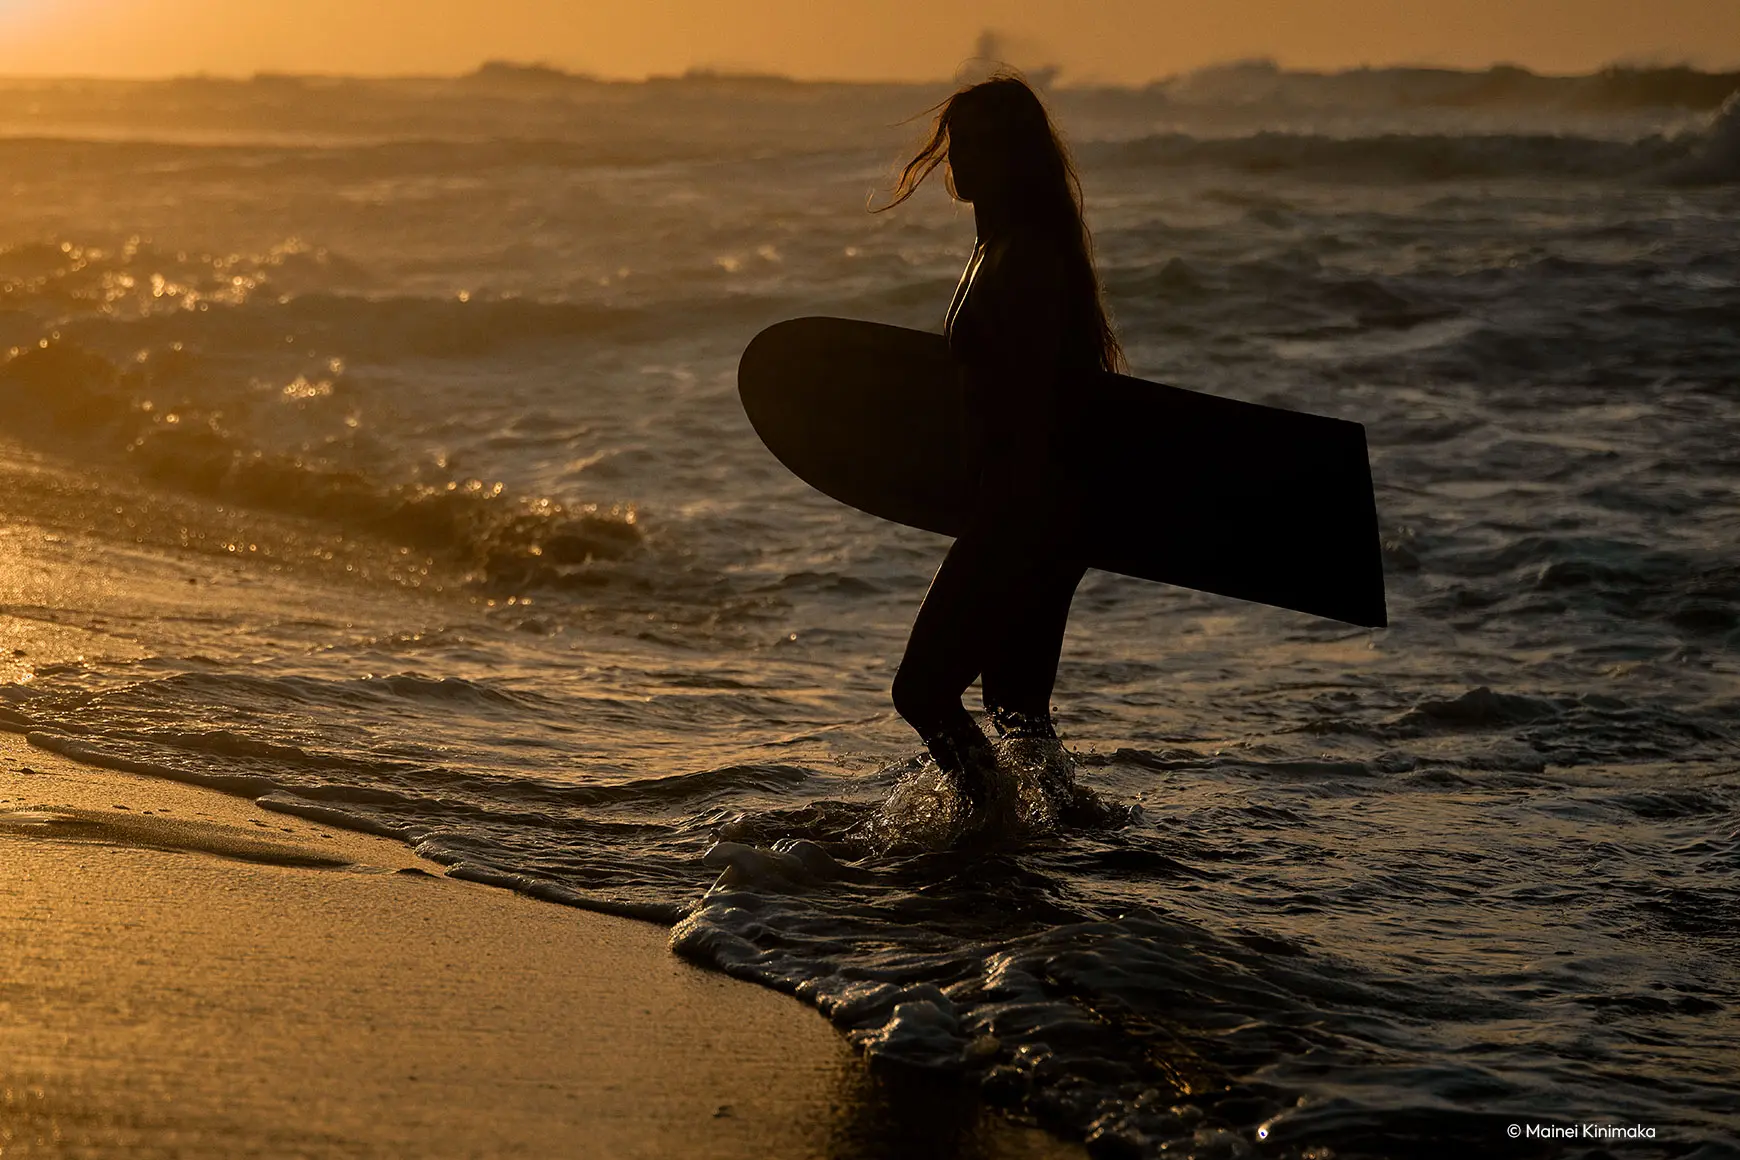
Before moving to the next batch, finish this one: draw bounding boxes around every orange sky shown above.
[3,0,1738,82]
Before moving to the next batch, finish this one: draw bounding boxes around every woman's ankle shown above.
[987,705,1057,740]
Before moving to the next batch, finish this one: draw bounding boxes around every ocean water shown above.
[1,63,1737,1158]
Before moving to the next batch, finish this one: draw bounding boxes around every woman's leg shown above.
[980,554,1086,739]
[892,537,1002,795]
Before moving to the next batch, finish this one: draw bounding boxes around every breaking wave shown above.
[1161,59,1740,112]
[1088,100,1740,183]
[0,260,645,590]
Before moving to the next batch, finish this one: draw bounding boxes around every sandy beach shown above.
[0,728,1080,1159]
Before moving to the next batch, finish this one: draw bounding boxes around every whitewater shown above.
[1,63,1736,1157]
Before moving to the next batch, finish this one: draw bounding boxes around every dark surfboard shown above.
[739,317,1386,628]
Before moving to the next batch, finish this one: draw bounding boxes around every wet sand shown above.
[0,728,1081,1159]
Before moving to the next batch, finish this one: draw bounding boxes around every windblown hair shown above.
[880,74,1124,373]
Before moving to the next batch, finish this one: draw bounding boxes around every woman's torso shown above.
[943,235,1100,523]
[945,236,1102,381]
[945,236,1101,447]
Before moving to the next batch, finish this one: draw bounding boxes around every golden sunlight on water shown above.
[0,610,149,687]
[0,527,149,684]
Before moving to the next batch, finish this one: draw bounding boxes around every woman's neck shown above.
[972,200,1016,242]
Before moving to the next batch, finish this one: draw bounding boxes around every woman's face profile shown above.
[945,113,995,203]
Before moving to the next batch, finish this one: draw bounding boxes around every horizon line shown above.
[2,55,1739,90]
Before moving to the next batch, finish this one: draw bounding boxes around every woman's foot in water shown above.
[985,705,1113,829]
[920,721,1001,813]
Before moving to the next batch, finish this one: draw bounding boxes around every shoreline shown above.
[0,730,1082,1158]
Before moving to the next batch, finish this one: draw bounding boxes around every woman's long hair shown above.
[880,74,1123,373]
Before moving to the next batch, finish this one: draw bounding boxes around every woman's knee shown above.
[891,664,938,728]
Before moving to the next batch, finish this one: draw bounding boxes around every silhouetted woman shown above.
[882,75,1122,808]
